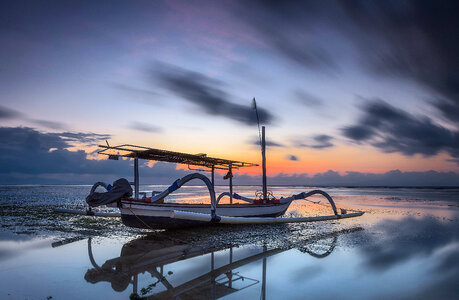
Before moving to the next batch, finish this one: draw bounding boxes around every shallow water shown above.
[0,185,458,299]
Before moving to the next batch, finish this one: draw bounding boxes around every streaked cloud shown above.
[342,99,459,164]
[293,134,335,149]
[152,63,275,126]
[337,1,459,117]
[56,131,111,146]
[286,154,299,161]
[0,106,66,129]
[293,90,324,107]
[128,121,162,133]
[0,106,22,119]
[29,119,66,130]
[250,136,285,148]
[114,83,160,98]
[239,1,338,71]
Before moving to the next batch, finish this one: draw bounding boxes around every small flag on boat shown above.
[252,97,257,109]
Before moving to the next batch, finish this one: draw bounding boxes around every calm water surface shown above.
[0,185,458,299]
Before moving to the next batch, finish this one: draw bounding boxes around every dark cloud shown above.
[0,126,189,184]
[0,127,113,171]
[56,131,111,145]
[2,127,459,186]
[127,121,162,133]
[286,154,299,161]
[293,90,324,107]
[251,136,284,148]
[434,99,459,123]
[338,1,459,119]
[342,99,459,163]
[345,2,459,125]
[152,63,274,126]
[238,1,459,126]
[341,126,373,141]
[258,27,337,71]
[0,127,69,152]
[293,134,335,149]
[0,126,110,157]
[0,106,22,119]
[240,1,338,71]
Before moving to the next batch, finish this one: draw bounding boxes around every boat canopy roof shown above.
[98,144,258,169]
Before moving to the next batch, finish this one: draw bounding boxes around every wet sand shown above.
[0,185,458,299]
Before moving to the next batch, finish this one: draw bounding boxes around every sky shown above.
[1,0,458,185]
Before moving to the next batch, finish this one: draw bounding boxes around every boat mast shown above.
[253,98,268,203]
[262,126,267,203]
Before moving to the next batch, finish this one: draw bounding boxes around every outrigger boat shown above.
[56,125,364,229]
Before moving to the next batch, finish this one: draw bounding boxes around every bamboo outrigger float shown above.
[55,125,364,229]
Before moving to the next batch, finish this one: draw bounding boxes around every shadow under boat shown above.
[84,227,362,299]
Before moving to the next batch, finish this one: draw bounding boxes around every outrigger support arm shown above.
[150,173,219,221]
[217,192,254,204]
[217,189,339,216]
[280,190,339,216]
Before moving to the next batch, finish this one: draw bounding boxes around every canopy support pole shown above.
[211,165,215,185]
[134,158,139,200]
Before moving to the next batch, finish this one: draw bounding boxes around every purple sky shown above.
[1,1,458,185]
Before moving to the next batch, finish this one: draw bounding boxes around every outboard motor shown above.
[86,178,133,207]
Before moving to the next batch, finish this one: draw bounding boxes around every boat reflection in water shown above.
[85,228,361,299]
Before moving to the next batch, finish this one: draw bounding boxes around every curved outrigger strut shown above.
[217,189,339,216]
[279,190,338,215]
[150,173,220,221]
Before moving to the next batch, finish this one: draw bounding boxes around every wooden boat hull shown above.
[116,200,292,229]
